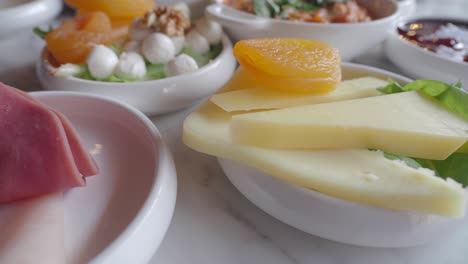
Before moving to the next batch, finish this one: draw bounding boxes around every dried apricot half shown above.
[45,12,113,64]
[66,0,154,25]
[233,39,341,93]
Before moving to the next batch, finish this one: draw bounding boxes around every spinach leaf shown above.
[378,79,468,121]
[33,26,53,39]
[378,150,468,187]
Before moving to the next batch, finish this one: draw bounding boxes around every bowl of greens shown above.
[206,0,399,60]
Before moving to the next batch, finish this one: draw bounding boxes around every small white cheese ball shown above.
[172,2,190,18]
[114,52,147,79]
[195,17,223,45]
[123,40,141,53]
[142,33,176,64]
[87,45,118,79]
[164,54,199,77]
[185,30,210,54]
[54,63,84,77]
[171,36,185,54]
[129,19,152,41]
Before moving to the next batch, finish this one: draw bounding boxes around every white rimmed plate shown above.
[36,35,237,116]
[0,0,62,39]
[216,63,466,248]
[31,91,177,263]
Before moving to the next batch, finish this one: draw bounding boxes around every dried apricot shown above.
[45,12,112,64]
[233,39,341,93]
[66,0,154,25]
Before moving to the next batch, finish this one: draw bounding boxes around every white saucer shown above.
[32,91,177,263]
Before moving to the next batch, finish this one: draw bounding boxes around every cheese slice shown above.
[231,91,468,160]
[211,77,387,112]
[183,102,466,218]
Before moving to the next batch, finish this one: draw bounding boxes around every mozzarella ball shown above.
[87,45,118,79]
[114,52,147,79]
[165,54,199,77]
[142,33,176,64]
[185,30,210,54]
[171,36,185,54]
[123,40,141,53]
[129,19,152,41]
[195,17,223,45]
[54,63,84,77]
[172,2,190,18]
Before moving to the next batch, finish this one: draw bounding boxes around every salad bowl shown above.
[206,0,399,60]
[36,34,236,116]
[217,63,467,248]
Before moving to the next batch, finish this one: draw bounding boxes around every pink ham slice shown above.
[8,86,98,177]
[0,82,98,203]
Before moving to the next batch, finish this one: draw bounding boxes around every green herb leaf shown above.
[182,43,223,67]
[109,43,123,56]
[146,63,166,79]
[75,66,95,80]
[379,150,468,187]
[33,26,53,39]
[378,79,468,121]
[253,0,273,17]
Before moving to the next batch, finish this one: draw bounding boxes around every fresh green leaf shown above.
[379,150,468,187]
[33,26,53,39]
[426,153,468,187]
[253,0,272,17]
[146,63,166,79]
[75,66,95,80]
[266,0,281,15]
[381,152,423,169]
[378,79,468,121]
[377,79,403,94]
[182,43,222,67]
[109,43,123,56]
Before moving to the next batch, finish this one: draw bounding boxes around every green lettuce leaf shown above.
[378,151,468,187]
[378,79,468,120]
[181,43,223,67]
[33,26,53,39]
[146,63,166,79]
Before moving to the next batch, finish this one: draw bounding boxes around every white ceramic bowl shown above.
[32,91,177,263]
[217,63,466,248]
[385,17,468,86]
[0,0,62,39]
[206,0,399,60]
[36,34,236,116]
[396,0,416,19]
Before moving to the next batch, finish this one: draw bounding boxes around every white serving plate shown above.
[385,17,468,86]
[217,62,466,248]
[206,0,399,60]
[0,0,62,39]
[36,34,237,116]
[31,91,177,263]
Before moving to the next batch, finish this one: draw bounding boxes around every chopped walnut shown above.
[141,6,191,37]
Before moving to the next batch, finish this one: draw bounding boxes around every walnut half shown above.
[141,6,191,37]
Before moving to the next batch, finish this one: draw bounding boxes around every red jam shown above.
[398,19,468,63]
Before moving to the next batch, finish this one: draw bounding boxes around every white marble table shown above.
[1,1,468,263]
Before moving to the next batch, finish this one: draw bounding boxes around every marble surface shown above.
[1,1,468,263]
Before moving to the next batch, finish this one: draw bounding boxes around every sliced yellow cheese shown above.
[231,91,468,160]
[211,77,387,112]
[183,102,466,218]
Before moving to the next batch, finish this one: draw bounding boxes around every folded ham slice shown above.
[0,82,98,203]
